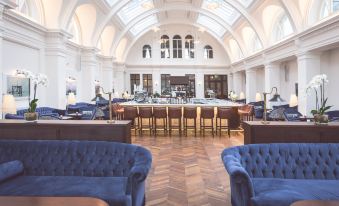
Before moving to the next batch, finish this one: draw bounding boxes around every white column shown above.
[228,73,233,94]
[153,69,161,94]
[264,63,281,108]
[113,63,125,96]
[44,31,70,109]
[0,3,5,117]
[297,52,321,115]
[101,57,114,99]
[246,69,257,103]
[195,72,204,98]
[233,71,244,96]
[80,48,98,102]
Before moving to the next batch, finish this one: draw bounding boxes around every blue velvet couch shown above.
[326,110,339,122]
[5,107,65,120]
[0,140,152,206]
[221,143,339,206]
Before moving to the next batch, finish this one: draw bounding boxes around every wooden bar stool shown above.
[138,107,153,136]
[183,107,197,137]
[200,107,215,136]
[216,107,233,137]
[153,107,167,136]
[168,107,182,136]
[123,106,139,135]
[112,103,124,120]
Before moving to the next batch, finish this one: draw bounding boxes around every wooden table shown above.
[0,120,131,143]
[243,121,339,144]
[0,196,108,206]
[291,200,339,206]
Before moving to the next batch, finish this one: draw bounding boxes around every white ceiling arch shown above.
[92,0,267,53]
[118,20,233,63]
[110,4,249,58]
[277,0,301,32]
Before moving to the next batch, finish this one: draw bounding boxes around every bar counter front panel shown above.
[244,121,339,144]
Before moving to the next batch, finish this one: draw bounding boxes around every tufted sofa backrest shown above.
[0,140,141,177]
[226,144,339,180]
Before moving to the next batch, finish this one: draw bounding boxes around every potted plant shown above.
[228,91,238,102]
[306,74,331,125]
[15,70,48,121]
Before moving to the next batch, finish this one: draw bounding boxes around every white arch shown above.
[120,21,232,63]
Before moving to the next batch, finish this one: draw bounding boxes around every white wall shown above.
[279,60,298,102]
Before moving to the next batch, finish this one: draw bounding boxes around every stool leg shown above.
[169,118,172,136]
[154,118,157,136]
[194,118,197,137]
[212,118,214,137]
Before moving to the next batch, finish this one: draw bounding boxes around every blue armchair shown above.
[326,110,339,122]
[283,107,302,121]
[248,101,265,119]
[222,144,339,206]
[0,140,152,206]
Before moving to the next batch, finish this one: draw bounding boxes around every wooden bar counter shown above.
[243,121,339,144]
[0,120,131,143]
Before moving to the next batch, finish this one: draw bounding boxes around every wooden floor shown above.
[132,130,244,206]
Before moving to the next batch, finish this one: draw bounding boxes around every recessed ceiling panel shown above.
[202,0,241,25]
[130,14,158,36]
[197,14,226,38]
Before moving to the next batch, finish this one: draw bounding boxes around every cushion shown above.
[251,178,339,206]
[0,160,23,182]
[268,108,286,120]
[0,176,131,206]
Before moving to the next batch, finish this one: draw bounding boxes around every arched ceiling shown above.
[12,0,336,63]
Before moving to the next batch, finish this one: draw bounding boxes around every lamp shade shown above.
[67,93,76,105]
[2,94,17,114]
[289,94,298,107]
[255,93,262,102]
[239,92,245,100]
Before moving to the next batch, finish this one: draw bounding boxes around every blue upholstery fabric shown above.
[252,178,339,206]
[326,110,339,122]
[6,107,65,120]
[0,176,131,206]
[283,108,302,121]
[221,144,339,206]
[248,101,265,119]
[67,104,97,120]
[0,160,23,182]
[0,140,152,206]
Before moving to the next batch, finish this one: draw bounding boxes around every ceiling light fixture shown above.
[152,26,160,32]
[207,1,220,10]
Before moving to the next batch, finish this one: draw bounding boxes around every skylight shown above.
[202,0,241,25]
[237,0,254,8]
[197,15,226,38]
[105,0,117,7]
[130,15,157,36]
[117,0,154,25]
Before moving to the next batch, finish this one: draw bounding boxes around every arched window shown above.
[320,0,339,18]
[204,45,213,59]
[16,0,29,15]
[185,35,194,59]
[274,14,293,42]
[160,35,170,58]
[173,35,182,58]
[142,45,152,59]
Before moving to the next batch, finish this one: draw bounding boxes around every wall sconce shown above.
[154,82,158,86]
[198,82,202,86]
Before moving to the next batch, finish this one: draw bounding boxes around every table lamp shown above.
[240,92,245,100]
[67,92,76,105]
[2,94,17,118]
[289,94,298,108]
[255,93,262,102]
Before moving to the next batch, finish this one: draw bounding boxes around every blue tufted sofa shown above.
[222,144,339,206]
[0,140,152,206]
[5,107,65,120]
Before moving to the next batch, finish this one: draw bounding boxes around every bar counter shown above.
[120,99,242,107]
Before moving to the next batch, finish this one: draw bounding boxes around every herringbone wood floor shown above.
[132,130,244,206]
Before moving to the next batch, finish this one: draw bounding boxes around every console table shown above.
[0,196,108,206]
[243,121,339,144]
[0,120,131,143]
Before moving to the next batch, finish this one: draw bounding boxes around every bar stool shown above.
[138,107,153,136]
[153,107,167,136]
[168,107,182,136]
[183,107,197,136]
[200,107,215,136]
[113,103,124,120]
[123,106,139,135]
[216,107,233,137]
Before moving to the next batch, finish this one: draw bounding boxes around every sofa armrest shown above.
[5,114,24,120]
[126,147,152,206]
[222,153,254,206]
